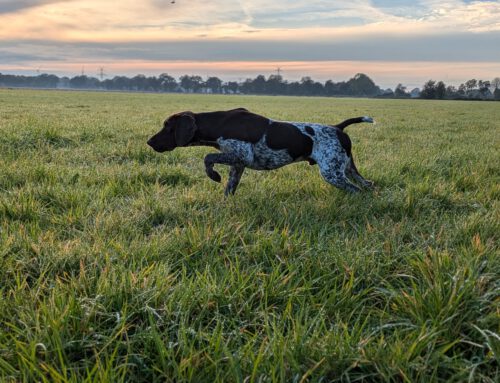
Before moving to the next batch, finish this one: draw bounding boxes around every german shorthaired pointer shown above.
[147,108,374,196]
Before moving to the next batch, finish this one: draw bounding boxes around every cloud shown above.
[0,50,59,62]
[421,0,500,32]
[237,0,382,28]
[2,30,499,64]
[0,0,69,14]
[1,0,500,43]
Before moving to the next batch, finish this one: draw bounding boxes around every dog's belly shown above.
[248,137,292,169]
[217,136,294,170]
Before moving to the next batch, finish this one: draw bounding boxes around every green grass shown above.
[0,88,499,382]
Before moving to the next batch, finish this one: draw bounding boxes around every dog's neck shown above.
[188,115,223,148]
[188,129,219,148]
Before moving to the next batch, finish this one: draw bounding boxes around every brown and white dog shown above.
[147,108,374,195]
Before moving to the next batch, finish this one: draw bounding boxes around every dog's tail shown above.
[334,116,374,131]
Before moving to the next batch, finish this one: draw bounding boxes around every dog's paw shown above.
[206,170,222,183]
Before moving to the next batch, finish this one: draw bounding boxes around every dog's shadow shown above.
[222,184,381,234]
[221,176,466,237]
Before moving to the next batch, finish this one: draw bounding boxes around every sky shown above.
[0,0,499,88]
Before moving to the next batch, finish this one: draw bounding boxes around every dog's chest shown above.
[217,136,294,170]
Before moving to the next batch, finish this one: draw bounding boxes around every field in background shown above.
[0,89,498,382]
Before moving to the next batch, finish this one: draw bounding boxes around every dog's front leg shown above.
[204,152,243,184]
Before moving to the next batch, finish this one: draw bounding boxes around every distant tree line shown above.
[390,78,500,100]
[1,72,499,100]
[0,72,381,97]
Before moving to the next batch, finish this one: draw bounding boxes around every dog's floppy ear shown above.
[174,112,197,146]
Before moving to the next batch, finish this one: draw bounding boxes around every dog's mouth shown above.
[147,139,173,152]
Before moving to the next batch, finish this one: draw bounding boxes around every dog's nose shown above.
[147,138,153,147]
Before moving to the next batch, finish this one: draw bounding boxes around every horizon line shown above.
[1,60,499,89]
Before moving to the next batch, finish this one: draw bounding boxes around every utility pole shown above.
[97,67,106,81]
[81,66,85,76]
[276,67,282,77]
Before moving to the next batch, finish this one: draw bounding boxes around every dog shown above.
[147,108,374,196]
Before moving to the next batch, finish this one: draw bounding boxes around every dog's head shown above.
[147,112,197,152]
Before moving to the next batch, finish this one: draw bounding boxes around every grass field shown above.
[0,88,498,382]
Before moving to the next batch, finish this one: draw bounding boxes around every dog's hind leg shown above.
[225,165,245,196]
[204,153,243,183]
[321,171,362,193]
[346,157,374,189]
[317,157,361,193]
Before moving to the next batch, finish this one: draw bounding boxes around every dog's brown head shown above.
[147,112,197,152]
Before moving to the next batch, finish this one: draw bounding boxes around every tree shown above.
[159,73,177,92]
[300,77,314,95]
[131,74,148,90]
[266,74,286,95]
[252,75,267,94]
[287,81,302,95]
[33,74,59,88]
[446,85,457,99]
[382,88,394,97]
[457,84,466,97]
[420,80,437,99]
[394,84,409,98]
[311,81,324,95]
[494,88,500,100]
[298,77,324,96]
[465,79,477,92]
[223,81,239,94]
[109,76,131,90]
[436,81,446,99]
[346,73,379,96]
[190,76,203,93]
[239,75,267,94]
[478,80,491,99]
[146,76,161,91]
[179,75,192,92]
[491,77,500,90]
[179,75,203,93]
[69,75,99,89]
[205,76,222,93]
[324,80,341,96]
[240,78,254,94]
